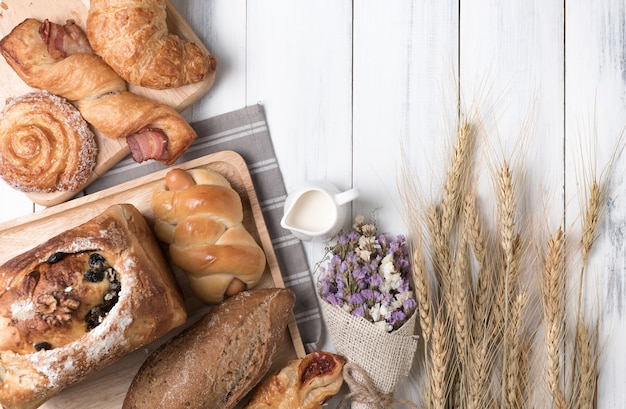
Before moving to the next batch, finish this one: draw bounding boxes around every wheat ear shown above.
[430,310,452,409]
[541,228,566,405]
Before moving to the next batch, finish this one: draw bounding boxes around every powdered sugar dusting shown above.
[10,299,35,321]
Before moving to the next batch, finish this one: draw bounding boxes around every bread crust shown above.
[122,288,296,409]
[0,91,97,193]
[151,168,267,304]
[87,0,217,89]
[0,204,187,409]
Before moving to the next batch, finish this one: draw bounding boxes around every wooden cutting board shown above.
[0,150,305,408]
[0,0,215,207]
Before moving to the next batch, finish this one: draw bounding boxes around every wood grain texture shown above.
[566,1,626,407]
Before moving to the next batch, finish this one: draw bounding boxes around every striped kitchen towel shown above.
[85,104,323,352]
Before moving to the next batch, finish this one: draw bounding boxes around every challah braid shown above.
[151,168,267,304]
[87,0,217,89]
[0,18,197,165]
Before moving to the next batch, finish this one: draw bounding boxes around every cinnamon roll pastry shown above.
[0,18,197,165]
[0,91,97,193]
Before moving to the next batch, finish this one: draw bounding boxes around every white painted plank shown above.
[566,1,626,407]
[246,0,354,267]
[460,0,565,231]
[352,0,459,404]
[353,0,459,237]
[170,0,247,120]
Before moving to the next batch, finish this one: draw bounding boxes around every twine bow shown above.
[337,362,421,409]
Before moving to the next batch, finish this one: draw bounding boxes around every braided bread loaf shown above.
[0,18,197,165]
[87,0,217,89]
[151,168,267,304]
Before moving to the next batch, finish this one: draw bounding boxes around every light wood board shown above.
[0,0,215,207]
[0,150,305,408]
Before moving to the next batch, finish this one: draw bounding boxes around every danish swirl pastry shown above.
[0,18,197,165]
[87,0,217,89]
[0,91,97,193]
[151,168,267,304]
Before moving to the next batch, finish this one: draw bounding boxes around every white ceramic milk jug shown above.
[280,181,360,241]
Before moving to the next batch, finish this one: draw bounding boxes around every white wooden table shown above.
[1,1,625,407]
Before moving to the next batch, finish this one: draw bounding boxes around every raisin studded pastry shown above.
[0,91,97,193]
[151,168,267,304]
[87,0,217,89]
[244,351,345,409]
[0,204,187,409]
[0,18,197,165]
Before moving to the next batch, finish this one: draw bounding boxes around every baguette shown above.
[122,288,296,409]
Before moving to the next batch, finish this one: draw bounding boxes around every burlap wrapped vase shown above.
[321,300,419,409]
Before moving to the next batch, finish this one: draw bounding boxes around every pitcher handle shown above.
[334,187,360,206]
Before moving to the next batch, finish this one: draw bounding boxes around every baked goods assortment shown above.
[0,5,344,409]
[244,351,346,409]
[122,288,296,409]
[87,0,217,89]
[151,168,267,304]
[0,91,97,193]
[0,18,197,166]
[0,204,187,409]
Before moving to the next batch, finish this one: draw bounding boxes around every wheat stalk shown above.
[430,310,452,409]
[440,122,474,239]
[463,190,494,343]
[541,228,567,406]
[504,291,528,409]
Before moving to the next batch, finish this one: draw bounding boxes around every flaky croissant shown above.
[0,18,197,165]
[151,168,267,304]
[87,0,217,89]
[244,351,346,409]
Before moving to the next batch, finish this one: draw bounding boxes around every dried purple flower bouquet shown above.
[318,215,417,332]
[317,216,419,407]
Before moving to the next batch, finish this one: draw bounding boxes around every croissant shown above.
[87,0,217,89]
[0,18,197,165]
[244,351,346,409]
[151,168,267,304]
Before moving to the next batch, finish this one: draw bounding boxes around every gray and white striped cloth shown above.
[85,104,323,352]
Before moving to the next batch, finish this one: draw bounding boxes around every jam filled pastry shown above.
[0,91,97,193]
[87,0,217,89]
[0,204,187,409]
[0,18,197,165]
[244,351,346,409]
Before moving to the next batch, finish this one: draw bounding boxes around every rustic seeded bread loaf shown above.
[122,288,296,409]
[0,204,187,409]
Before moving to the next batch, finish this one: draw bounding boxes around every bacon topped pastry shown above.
[0,18,197,165]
